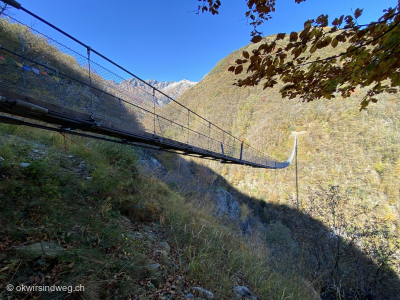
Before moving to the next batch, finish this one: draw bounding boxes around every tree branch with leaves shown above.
[199,0,400,109]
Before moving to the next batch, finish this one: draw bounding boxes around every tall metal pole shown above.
[153,88,156,136]
[187,109,190,145]
[296,138,299,210]
[87,47,94,119]
[208,122,211,151]
[240,141,244,160]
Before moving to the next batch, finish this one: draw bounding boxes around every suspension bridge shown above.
[0,0,296,169]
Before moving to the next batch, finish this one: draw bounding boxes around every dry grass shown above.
[0,123,317,299]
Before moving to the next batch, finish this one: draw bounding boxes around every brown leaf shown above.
[331,38,338,48]
[310,44,317,53]
[294,47,302,58]
[290,32,298,42]
[303,20,312,30]
[285,43,295,51]
[345,15,354,26]
[243,51,250,59]
[276,33,286,40]
[332,15,344,26]
[235,65,244,75]
[316,14,328,27]
[316,40,325,49]
[354,8,363,19]
[336,34,346,42]
[251,35,263,43]
[250,55,259,63]
[325,36,332,45]
[266,65,275,75]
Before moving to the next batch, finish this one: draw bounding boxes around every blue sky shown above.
[6,0,398,83]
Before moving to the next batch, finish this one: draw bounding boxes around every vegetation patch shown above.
[0,124,316,299]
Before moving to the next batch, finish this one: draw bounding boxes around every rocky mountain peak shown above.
[118,78,197,106]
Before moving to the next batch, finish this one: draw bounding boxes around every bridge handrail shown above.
[3,0,266,157]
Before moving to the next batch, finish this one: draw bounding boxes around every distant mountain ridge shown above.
[119,78,197,106]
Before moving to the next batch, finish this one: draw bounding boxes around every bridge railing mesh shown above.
[0,13,279,167]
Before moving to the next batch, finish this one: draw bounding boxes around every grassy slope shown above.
[0,123,316,299]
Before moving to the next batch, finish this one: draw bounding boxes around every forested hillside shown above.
[176,34,399,209]
[165,32,400,292]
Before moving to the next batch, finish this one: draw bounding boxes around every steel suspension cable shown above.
[1,0,269,157]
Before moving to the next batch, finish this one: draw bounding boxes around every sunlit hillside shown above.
[169,33,400,280]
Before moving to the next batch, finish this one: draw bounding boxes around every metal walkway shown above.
[0,0,296,169]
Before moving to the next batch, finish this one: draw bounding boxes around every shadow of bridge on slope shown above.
[156,153,400,300]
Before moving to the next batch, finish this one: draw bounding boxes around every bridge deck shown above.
[0,5,296,169]
[0,88,284,168]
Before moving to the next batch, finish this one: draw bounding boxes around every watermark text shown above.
[7,283,84,294]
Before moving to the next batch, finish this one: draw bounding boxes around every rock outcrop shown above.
[214,188,241,221]
[137,151,168,177]
[214,188,253,236]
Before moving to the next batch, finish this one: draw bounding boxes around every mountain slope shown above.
[166,33,400,292]
[174,34,399,210]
